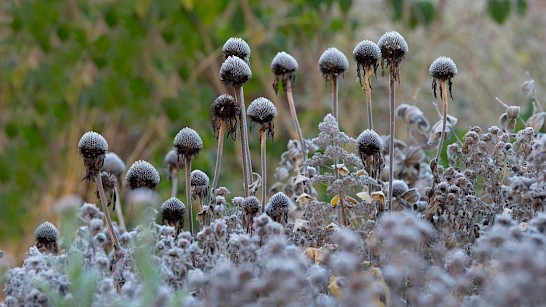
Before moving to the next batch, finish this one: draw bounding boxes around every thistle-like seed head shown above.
[211,94,240,140]
[353,40,381,85]
[377,31,408,81]
[160,197,186,230]
[102,152,125,183]
[242,196,261,215]
[78,131,108,181]
[271,51,298,93]
[266,192,290,224]
[356,129,384,158]
[318,47,349,80]
[173,127,203,161]
[190,169,210,200]
[100,171,117,191]
[222,37,251,64]
[391,180,409,198]
[35,221,59,254]
[165,149,184,174]
[429,56,457,99]
[126,160,160,190]
[247,97,277,137]
[219,56,252,88]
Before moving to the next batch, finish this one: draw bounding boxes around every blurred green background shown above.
[1,0,544,264]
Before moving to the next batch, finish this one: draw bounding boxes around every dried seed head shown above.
[391,180,409,198]
[353,40,381,84]
[242,196,261,215]
[266,192,290,224]
[100,171,117,191]
[190,169,210,200]
[165,149,184,173]
[173,127,203,161]
[126,160,160,190]
[356,129,384,158]
[318,47,349,79]
[211,94,240,140]
[78,131,108,181]
[160,197,186,229]
[35,221,59,254]
[219,56,252,88]
[430,56,457,99]
[102,152,125,182]
[377,31,408,81]
[271,51,299,93]
[222,37,251,64]
[247,97,277,137]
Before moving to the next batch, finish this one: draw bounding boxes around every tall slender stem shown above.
[235,86,252,197]
[331,77,339,122]
[436,80,448,162]
[96,174,121,250]
[170,169,178,198]
[114,187,126,231]
[388,68,396,212]
[260,130,267,211]
[185,157,194,236]
[286,83,307,175]
[365,66,373,130]
[211,124,225,200]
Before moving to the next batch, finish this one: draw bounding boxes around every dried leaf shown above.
[401,188,420,203]
[330,195,340,207]
[371,191,385,203]
[521,79,535,97]
[356,191,372,203]
[526,112,546,131]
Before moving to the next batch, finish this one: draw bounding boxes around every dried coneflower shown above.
[242,196,261,233]
[102,152,127,230]
[318,47,349,122]
[356,129,384,181]
[222,37,251,65]
[378,30,408,211]
[429,56,457,162]
[126,160,160,191]
[266,192,290,225]
[353,40,381,129]
[160,197,186,236]
[220,54,253,197]
[174,127,203,235]
[190,169,209,213]
[35,221,59,254]
[247,97,277,207]
[210,94,240,199]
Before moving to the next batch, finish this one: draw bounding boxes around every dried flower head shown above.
[318,47,349,79]
[222,37,251,64]
[211,94,240,140]
[191,170,210,201]
[357,129,384,180]
[102,152,125,182]
[391,180,409,199]
[34,221,59,254]
[173,127,203,161]
[125,160,160,190]
[429,56,457,99]
[271,51,298,93]
[160,197,186,231]
[219,56,252,88]
[78,131,108,181]
[247,97,277,137]
[266,192,290,224]
[165,149,184,174]
[243,196,261,215]
[353,40,381,84]
[377,31,408,81]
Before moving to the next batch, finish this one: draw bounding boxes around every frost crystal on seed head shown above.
[78,131,108,154]
[353,40,381,83]
[242,196,261,215]
[377,31,408,62]
[318,47,349,79]
[271,51,299,93]
[391,179,409,198]
[125,160,160,190]
[35,222,59,242]
[429,56,457,81]
[190,169,210,200]
[219,56,252,88]
[173,127,203,160]
[247,97,277,136]
[266,192,290,224]
[161,197,186,226]
[211,94,240,140]
[223,37,251,63]
[356,129,384,157]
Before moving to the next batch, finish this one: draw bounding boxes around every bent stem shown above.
[114,187,126,231]
[286,82,307,175]
[436,80,448,162]
[96,174,121,251]
[210,123,225,200]
[388,67,396,212]
[260,130,267,211]
[185,156,194,236]
[235,86,252,197]
[364,66,373,130]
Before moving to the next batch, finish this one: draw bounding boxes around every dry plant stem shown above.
[388,68,396,212]
[185,156,194,236]
[331,77,339,122]
[260,130,267,210]
[235,86,252,197]
[333,164,348,226]
[436,80,448,162]
[96,174,121,251]
[170,169,178,198]
[114,187,126,231]
[286,83,307,175]
[210,124,225,200]
[364,66,373,130]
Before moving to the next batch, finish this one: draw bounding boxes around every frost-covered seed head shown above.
[161,197,186,229]
[429,56,457,81]
[247,97,277,137]
[100,171,117,191]
[357,129,384,157]
[318,47,349,79]
[266,192,290,224]
[102,152,125,180]
[35,221,59,254]
[211,94,240,140]
[353,40,381,82]
[219,56,252,88]
[173,127,203,160]
[165,149,184,172]
[222,37,251,64]
[190,169,210,200]
[126,160,160,190]
[78,131,108,181]
[377,31,408,63]
[391,180,409,198]
[242,196,261,215]
[271,51,299,93]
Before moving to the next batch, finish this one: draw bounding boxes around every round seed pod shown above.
[318,47,349,79]
[219,56,252,88]
[165,149,184,173]
[377,31,408,64]
[211,94,240,140]
[356,129,384,158]
[126,160,160,190]
[429,56,457,81]
[242,196,261,216]
[78,131,108,181]
[160,197,186,229]
[353,40,381,81]
[247,97,277,137]
[35,221,59,254]
[222,37,251,64]
[190,169,210,200]
[271,51,298,93]
[102,152,125,183]
[391,180,409,199]
[266,192,290,224]
[173,127,203,160]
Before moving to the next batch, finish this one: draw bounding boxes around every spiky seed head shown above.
[35,221,59,243]
[353,40,381,83]
[126,160,160,190]
[78,131,108,181]
[211,94,240,140]
[242,196,261,215]
[429,56,457,99]
[378,31,408,81]
[102,152,125,181]
[160,197,186,229]
[173,127,203,161]
[356,129,384,158]
[391,180,409,198]
[266,192,290,224]
[271,51,298,93]
[222,37,251,64]
[247,97,277,137]
[190,169,210,200]
[100,171,117,191]
[318,47,349,79]
[219,56,252,88]
[165,149,184,173]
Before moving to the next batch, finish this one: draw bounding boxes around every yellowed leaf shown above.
[330,195,340,207]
